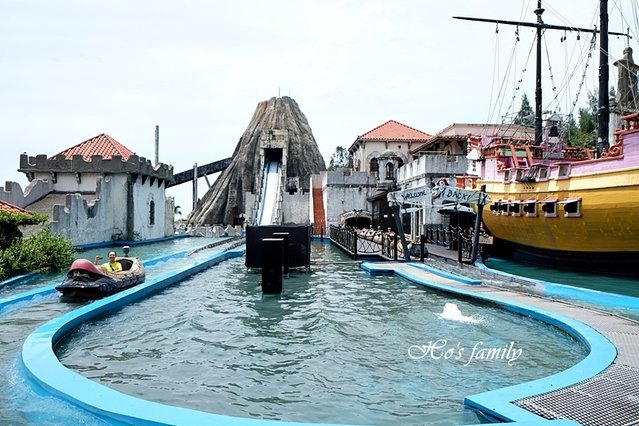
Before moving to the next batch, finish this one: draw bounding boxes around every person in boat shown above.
[95,251,122,273]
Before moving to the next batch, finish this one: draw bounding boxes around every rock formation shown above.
[187,96,326,225]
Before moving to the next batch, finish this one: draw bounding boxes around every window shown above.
[503,169,511,182]
[561,198,582,218]
[538,166,550,181]
[385,162,394,180]
[558,164,571,179]
[541,200,558,218]
[509,200,522,216]
[149,200,155,225]
[370,159,378,173]
[523,200,537,217]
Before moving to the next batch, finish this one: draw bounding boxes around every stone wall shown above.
[321,170,378,228]
[0,180,54,208]
[281,190,310,225]
[48,175,173,246]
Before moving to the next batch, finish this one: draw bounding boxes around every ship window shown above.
[509,200,522,216]
[561,198,581,218]
[541,200,558,218]
[538,166,550,181]
[523,200,537,217]
[503,169,511,182]
[515,169,526,181]
[558,164,571,179]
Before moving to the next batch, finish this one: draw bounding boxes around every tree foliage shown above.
[0,210,48,250]
[514,94,534,126]
[328,146,353,171]
[0,228,76,280]
[566,92,597,147]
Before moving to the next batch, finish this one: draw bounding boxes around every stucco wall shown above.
[132,177,167,240]
[0,180,54,208]
[321,170,378,228]
[281,190,309,225]
[48,174,172,246]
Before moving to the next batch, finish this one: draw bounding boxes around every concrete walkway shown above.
[365,260,639,425]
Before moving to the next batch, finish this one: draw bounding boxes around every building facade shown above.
[16,134,174,246]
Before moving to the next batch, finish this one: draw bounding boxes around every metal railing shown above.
[423,224,474,261]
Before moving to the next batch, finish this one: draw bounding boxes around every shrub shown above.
[0,229,75,280]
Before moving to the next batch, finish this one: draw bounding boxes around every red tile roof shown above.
[51,133,135,161]
[0,199,32,214]
[358,120,431,141]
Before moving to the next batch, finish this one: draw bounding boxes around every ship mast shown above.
[454,0,626,147]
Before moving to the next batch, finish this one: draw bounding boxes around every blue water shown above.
[54,243,586,425]
[485,257,639,297]
[0,237,228,426]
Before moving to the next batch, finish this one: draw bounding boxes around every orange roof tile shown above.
[0,199,33,215]
[51,133,135,161]
[359,120,431,141]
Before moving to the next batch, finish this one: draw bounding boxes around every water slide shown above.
[257,160,281,225]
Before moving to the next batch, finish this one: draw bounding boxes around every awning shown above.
[558,198,581,204]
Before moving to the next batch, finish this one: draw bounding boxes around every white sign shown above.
[388,184,490,206]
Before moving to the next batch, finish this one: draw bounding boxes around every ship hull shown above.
[468,115,639,277]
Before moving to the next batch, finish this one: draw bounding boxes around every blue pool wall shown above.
[20,247,614,425]
[362,262,615,425]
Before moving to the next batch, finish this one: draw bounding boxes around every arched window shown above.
[369,159,378,173]
[385,162,394,180]
[149,200,155,225]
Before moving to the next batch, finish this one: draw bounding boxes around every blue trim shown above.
[0,243,213,313]
[476,262,639,315]
[0,271,39,290]
[361,262,615,425]
[74,234,190,251]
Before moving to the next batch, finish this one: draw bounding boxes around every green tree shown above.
[571,92,597,147]
[514,94,534,126]
[328,146,353,171]
[0,228,75,280]
[0,209,47,250]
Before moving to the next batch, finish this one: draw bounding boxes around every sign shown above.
[388,184,490,206]
[478,235,494,245]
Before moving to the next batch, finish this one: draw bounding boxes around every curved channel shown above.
[21,247,614,425]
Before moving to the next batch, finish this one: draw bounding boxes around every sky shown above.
[1,0,636,216]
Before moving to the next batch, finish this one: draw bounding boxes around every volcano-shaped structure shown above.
[187,96,326,226]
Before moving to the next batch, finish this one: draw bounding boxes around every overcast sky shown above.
[1,1,635,215]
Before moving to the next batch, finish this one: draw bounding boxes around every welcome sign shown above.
[388,185,489,206]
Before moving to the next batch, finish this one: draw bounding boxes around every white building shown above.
[397,123,535,239]
[15,133,174,246]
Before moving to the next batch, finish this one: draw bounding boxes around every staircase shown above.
[312,187,326,236]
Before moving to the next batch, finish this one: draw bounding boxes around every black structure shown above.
[272,232,290,275]
[260,238,284,294]
[245,225,312,270]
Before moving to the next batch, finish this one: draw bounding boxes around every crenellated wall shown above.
[19,153,173,185]
[48,175,172,246]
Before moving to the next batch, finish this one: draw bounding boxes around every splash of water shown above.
[437,303,482,323]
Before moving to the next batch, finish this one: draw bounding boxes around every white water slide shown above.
[257,160,281,225]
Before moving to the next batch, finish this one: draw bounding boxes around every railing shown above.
[329,225,404,260]
[423,224,473,261]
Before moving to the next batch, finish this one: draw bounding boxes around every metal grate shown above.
[516,364,639,425]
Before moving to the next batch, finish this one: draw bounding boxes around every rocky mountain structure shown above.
[187,96,326,226]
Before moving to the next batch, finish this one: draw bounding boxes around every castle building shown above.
[16,133,174,246]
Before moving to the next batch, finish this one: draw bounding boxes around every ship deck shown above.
[369,253,639,426]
